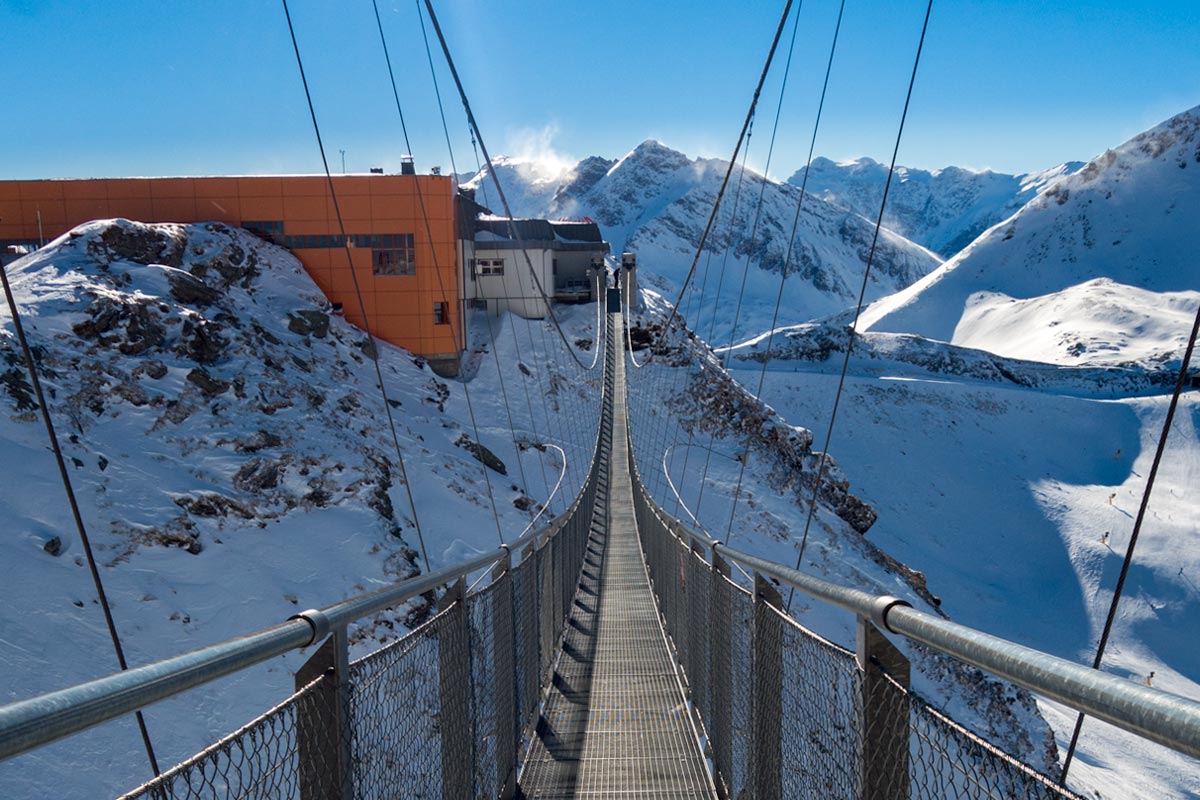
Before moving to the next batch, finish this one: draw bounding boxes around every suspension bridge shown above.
[3,1,1200,797]
[1,296,1198,799]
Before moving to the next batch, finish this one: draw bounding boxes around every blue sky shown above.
[3,1,1197,180]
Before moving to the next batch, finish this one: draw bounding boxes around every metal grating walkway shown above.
[517,311,716,798]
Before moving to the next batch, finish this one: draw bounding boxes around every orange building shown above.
[0,174,464,368]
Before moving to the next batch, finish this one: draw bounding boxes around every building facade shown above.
[467,217,609,319]
[0,174,464,367]
[0,176,613,373]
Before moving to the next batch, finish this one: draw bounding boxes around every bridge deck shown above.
[517,312,715,798]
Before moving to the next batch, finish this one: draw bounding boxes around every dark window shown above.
[371,233,416,276]
[434,302,449,325]
[242,220,284,242]
[475,258,504,276]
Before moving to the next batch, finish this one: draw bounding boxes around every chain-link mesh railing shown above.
[110,318,615,800]
[347,606,451,799]
[908,686,1085,800]
[119,674,337,800]
[631,470,1088,800]
[777,607,862,799]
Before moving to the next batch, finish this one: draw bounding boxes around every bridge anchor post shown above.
[751,573,783,800]
[294,627,351,800]
[857,618,911,800]
[438,578,473,800]
[492,551,519,800]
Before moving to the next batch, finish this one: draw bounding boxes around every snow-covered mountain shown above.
[3,218,1053,798]
[0,220,604,798]
[858,105,1200,369]
[790,156,1083,258]
[464,140,942,346]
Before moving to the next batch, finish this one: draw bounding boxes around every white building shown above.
[464,214,610,319]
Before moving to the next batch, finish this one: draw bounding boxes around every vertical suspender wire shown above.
[452,115,556,512]
[280,0,435,567]
[360,0,506,547]
[422,0,587,372]
[706,127,754,347]
[653,0,794,355]
[464,136,565,515]
[0,263,161,780]
[408,0,558,514]
[693,3,806,521]
[641,0,793,500]
[372,0,530,534]
[420,0,594,508]
[663,125,757,509]
[724,0,845,545]
[1059,297,1200,784]
[786,0,933,611]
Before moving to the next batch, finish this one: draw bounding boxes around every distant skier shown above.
[1146,671,1155,687]
[1101,531,1110,546]
[1108,492,1117,505]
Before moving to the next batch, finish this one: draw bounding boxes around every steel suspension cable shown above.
[372,0,532,525]
[281,0,435,566]
[670,130,756,505]
[459,131,558,510]
[787,0,933,610]
[639,0,794,507]
[410,0,562,511]
[723,0,846,544]
[653,0,794,349]
[420,0,599,509]
[0,263,161,780]
[1059,296,1200,784]
[462,135,571,515]
[420,0,589,373]
[696,3,806,520]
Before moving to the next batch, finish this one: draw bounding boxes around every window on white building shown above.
[475,258,505,276]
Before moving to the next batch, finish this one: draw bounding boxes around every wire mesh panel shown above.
[511,549,541,747]
[777,609,862,800]
[119,675,336,800]
[908,691,1085,800]
[721,574,755,799]
[685,546,712,722]
[467,581,500,799]
[346,608,450,800]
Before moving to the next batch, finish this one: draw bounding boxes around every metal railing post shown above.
[711,552,733,798]
[437,578,473,800]
[492,552,519,800]
[752,573,783,800]
[294,627,351,800]
[857,617,911,800]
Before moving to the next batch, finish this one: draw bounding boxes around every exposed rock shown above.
[287,310,330,339]
[234,429,282,453]
[91,222,185,267]
[177,318,226,364]
[454,433,508,475]
[135,360,168,380]
[42,536,63,556]
[174,493,254,519]
[166,271,220,305]
[186,368,230,397]
[1,367,36,412]
[233,457,281,492]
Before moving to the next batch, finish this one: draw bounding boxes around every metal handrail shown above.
[630,472,1200,760]
[1,308,621,768]
[0,505,567,762]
